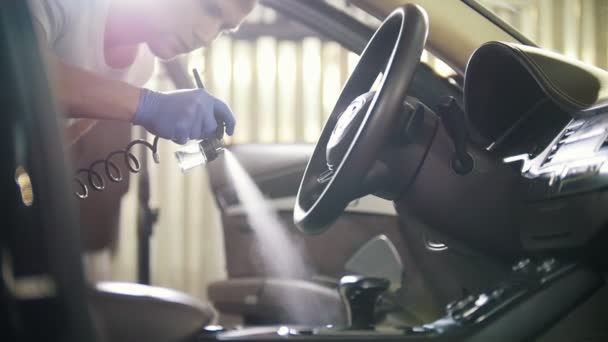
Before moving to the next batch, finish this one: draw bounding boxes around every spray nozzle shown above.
[199,120,227,161]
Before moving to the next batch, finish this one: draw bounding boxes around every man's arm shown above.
[46,55,143,144]
[34,22,235,145]
[33,20,141,144]
[32,17,140,120]
[51,55,141,122]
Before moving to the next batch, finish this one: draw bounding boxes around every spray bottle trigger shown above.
[213,113,226,140]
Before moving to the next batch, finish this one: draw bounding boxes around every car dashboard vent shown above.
[601,136,608,150]
[542,125,580,165]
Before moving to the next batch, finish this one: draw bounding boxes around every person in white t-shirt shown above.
[26,0,256,258]
[28,0,256,144]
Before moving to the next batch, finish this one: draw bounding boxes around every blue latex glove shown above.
[132,88,236,144]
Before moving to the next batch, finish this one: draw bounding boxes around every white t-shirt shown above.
[27,0,156,87]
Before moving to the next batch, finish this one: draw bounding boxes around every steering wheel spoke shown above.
[317,169,335,184]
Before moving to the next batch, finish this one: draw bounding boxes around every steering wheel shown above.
[294,5,429,234]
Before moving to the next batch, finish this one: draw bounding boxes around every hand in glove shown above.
[132,88,235,144]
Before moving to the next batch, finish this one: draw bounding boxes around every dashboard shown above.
[509,112,608,201]
[397,41,608,259]
[469,42,608,255]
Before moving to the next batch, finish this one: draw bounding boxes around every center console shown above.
[192,259,603,342]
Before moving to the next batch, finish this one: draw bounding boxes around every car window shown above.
[147,2,456,145]
[474,0,607,70]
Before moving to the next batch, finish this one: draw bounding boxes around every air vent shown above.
[601,137,608,150]
[543,126,579,165]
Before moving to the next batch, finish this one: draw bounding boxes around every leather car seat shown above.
[208,277,346,325]
[89,282,215,342]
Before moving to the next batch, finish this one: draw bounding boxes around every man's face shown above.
[146,0,255,60]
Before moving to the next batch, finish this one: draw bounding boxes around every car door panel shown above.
[207,144,408,280]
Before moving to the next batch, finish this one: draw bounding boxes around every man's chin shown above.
[147,43,184,61]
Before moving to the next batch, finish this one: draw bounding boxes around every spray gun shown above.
[74,68,225,199]
[174,69,227,172]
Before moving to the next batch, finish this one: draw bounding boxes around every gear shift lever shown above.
[339,275,390,330]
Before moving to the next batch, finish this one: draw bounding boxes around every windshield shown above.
[473,0,607,70]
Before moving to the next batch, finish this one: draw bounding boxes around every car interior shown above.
[2,0,608,341]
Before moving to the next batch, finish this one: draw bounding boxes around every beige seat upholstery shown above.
[208,277,346,325]
[90,282,215,342]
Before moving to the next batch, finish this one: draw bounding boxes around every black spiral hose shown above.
[73,136,160,199]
